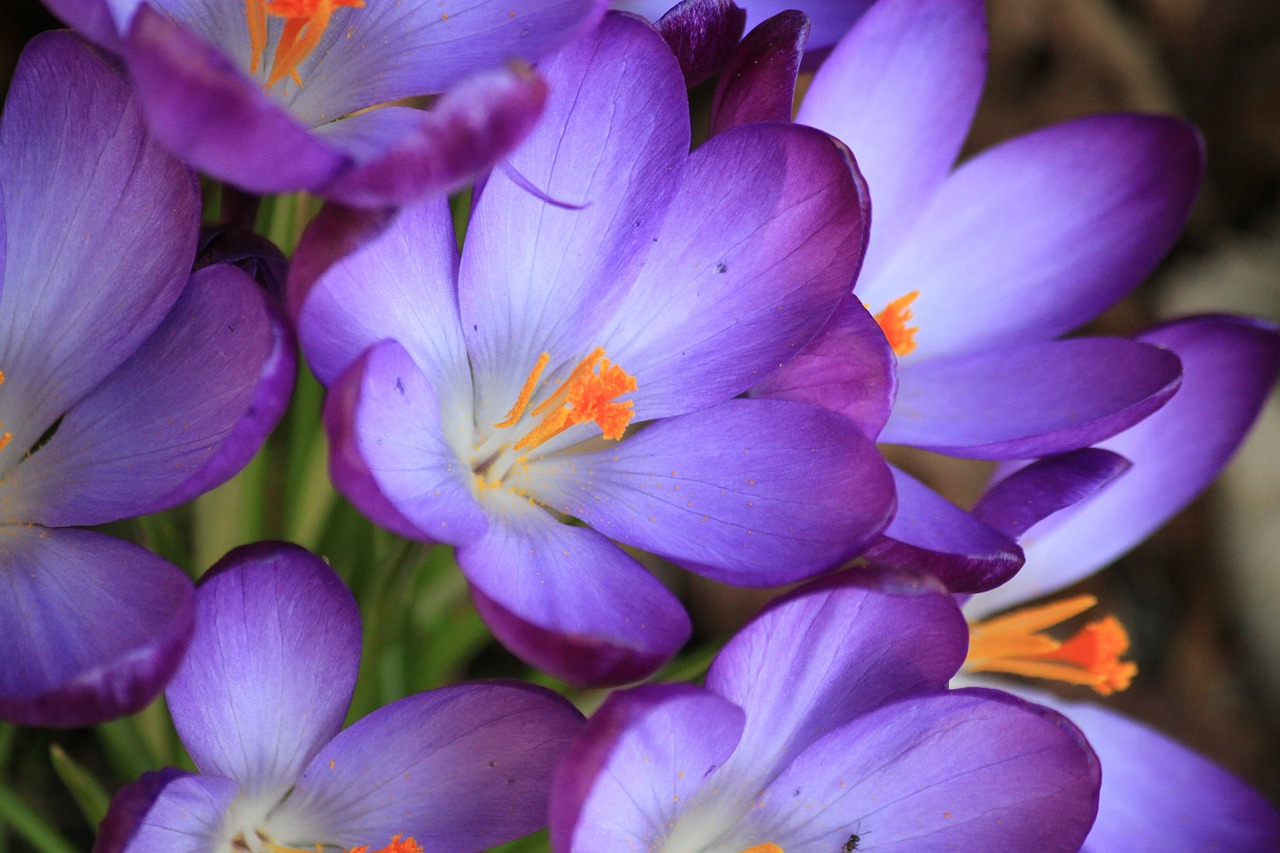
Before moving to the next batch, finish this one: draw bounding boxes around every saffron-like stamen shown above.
[246,0,268,74]
[494,352,550,428]
[871,290,920,357]
[259,0,365,88]
[965,594,1138,695]
[739,845,784,853]
[348,835,424,853]
[495,348,637,452]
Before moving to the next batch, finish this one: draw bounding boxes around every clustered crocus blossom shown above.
[95,543,585,853]
[550,569,1101,852]
[41,0,609,205]
[290,12,897,686]
[0,32,293,727]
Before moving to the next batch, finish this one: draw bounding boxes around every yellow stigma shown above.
[870,290,920,357]
[495,348,637,452]
[246,0,365,88]
[965,594,1137,695]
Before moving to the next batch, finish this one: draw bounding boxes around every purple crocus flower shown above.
[42,0,608,206]
[710,0,1202,589]
[290,12,896,686]
[0,32,294,727]
[95,542,586,853]
[550,568,1101,851]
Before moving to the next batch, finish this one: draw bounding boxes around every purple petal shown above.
[324,340,488,545]
[881,338,1183,459]
[0,527,193,728]
[710,10,809,135]
[862,115,1204,358]
[459,12,689,427]
[550,684,745,852]
[703,569,968,795]
[110,773,237,853]
[973,315,1280,616]
[283,682,584,851]
[972,448,1131,540]
[864,466,1023,593]
[11,265,292,526]
[0,31,197,455]
[196,224,289,302]
[602,122,870,421]
[165,543,360,795]
[797,0,987,284]
[458,512,691,686]
[530,399,895,587]
[322,67,550,208]
[120,6,349,193]
[41,0,132,50]
[93,769,188,853]
[740,688,1099,852]
[1006,690,1280,853]
[748,294,897,440]
[656,0,747,87]
[615,0,874,49]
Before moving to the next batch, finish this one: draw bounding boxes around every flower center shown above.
[869,291,919,357]
[245,0,365,89]
[964,594,1137,695]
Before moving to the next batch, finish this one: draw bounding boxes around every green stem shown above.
[0,782,78,853]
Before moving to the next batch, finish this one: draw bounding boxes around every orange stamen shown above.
[246,0,268,74]
[0,369,9,454]
[871,290,920,356]
[494,352,550,428]
[965,594,1137,695]
[259,0,365,88]
[497,348,637,452]
[349,836,424,853]
[739,846,784,853]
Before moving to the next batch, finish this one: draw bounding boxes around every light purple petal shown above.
[710,9,809,135]
[737,688,1099,852]
[602,122,870,421]
[41,0,133,50]
[971,448,1131,540]
[972,315,1280,617]
[862,115,1204,358]
[748,294,897,440]
[615,0,874,49]
[9,265,291,526]
[864,466,1023,593]
[113,773,237,853]
[656,0,747,87]
[324,339,488,545]
[797,0,987,284]
[0,526,193,728]
[0,31,197,457]
[550,683,745,853]
[459,13,689,429]
[702,569,969,796]
[283,682,584,851]
[458,511,691,687]
[529,399,894,587]
[94,768,188,853]
[881,338,1183,459]
[165,543,360,796]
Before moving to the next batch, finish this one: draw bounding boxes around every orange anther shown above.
[871,290,920,357]
[739,845,784,853]
[349,836,424,853]
[509,349,636,451]
[494,352,550,428]
[253,0,365,88]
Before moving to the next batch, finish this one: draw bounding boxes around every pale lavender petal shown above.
[749,294,897,440]
[710,10,809,135]
[972,448,1131,540]
[94,769,188,853]
[797,0,987,284]
[458,511,691,686]
[550,684,745,853]
[735,689,1099,852]
[0,31,197,457]
[10,265,292,526]
[863,115,1203,358]
[113,773,237,853]
[656,0,747,87]
[881,338,1182,459]
[703,569,968,796]
[41,0,135,50]
[971,315,1280,617]
[283,683,585,851]
[459,13,689,429]
[165,543,360,796]
[864,466,1023,593]
[0,527,193,728]
[528,399,894,587]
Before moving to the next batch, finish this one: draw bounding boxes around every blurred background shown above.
[2,0,1279,848]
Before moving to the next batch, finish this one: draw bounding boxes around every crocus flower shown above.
[0,32,293,727]
[550,568,1101,852]
[42,0,608,206]
[953,315,1280,849]
[95,542,586,853]
[710,0,1201,588]
[290,12,896,686]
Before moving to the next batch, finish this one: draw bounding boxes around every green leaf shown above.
[48,745,110,828]
[0,781,78,853]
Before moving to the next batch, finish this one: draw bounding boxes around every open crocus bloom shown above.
[291,12,896,686]
[96,543,586,853]
[42,0,608,205]
[709,0,1201,588]
[0,32,293,727]
[550,569,1101,852]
